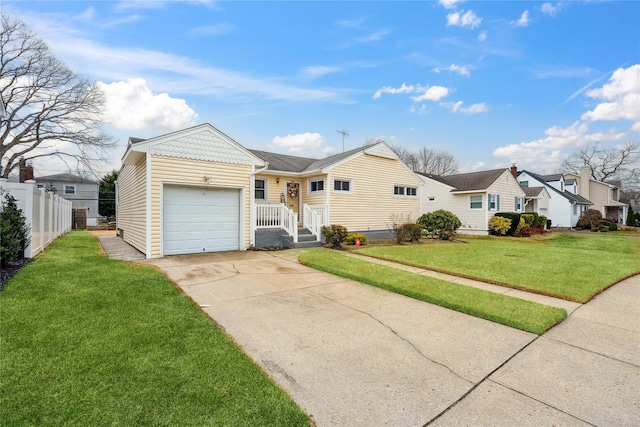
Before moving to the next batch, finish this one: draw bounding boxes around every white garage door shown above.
[163,186,240,255]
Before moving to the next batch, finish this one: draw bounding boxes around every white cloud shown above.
[541,2,559,17]
[190,23,235,36]
[337,28,393,49]
[581,64,640,122]
[471,161,487,171]
[493,121,626,169]
[513,11,530,27]
[478,31,487,42]
[439,0,463,10]
[443,101,488,114]
[412,86,449,102]
[632,121,640,133]
[271,132,325,153]
[446,10,482,29]
[98,78,197,131]
[373,83,415,99]
[434,64,470,77]
[304,65,342,79]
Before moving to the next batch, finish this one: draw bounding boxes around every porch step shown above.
[282,229,323,249]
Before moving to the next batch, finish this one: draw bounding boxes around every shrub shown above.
[321,224,348,249]
[494,212,521,236]
[417,210,461,240]
[345,233,367,245]
[489,216,511,236]
[579,209,603,230]
[403,223,424,242]
[521,213,536,226]
[0,192,31,267]
[608,222,618,231]
[388,214,420,244]
[514,217,530,237]
[538,216,548,229]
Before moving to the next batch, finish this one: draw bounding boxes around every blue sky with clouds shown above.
[3,0,639,177]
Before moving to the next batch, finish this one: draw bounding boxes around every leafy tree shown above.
[0,191,30,267]
[0,14,115,178]
[417,210,461,240]
[99,170,118,218]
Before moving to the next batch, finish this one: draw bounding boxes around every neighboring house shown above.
[418,168,526,235]
[36,173,99,227]
[521,186,551,215]
[116,123,422,258]
[565,166,628,223]
[517,170,591,228]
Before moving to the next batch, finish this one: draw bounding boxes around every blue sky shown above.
[3,0,639,177]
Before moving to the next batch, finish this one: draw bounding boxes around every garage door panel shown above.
[163,186,240,255]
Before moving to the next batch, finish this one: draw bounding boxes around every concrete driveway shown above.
[144,250,640,426]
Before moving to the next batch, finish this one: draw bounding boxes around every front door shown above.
[285,181,301,219]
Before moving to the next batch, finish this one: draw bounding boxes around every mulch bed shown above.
[0,258,31,291]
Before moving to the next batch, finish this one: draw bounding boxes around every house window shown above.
[309,179,324,193]
[427,196,436,202]
[334,179,351,192]
[520,181,528,188]
[255,179,265,200]
[393,186,417,197]
[515,197,524,211]
[64,185,76,195]
[36,184,44,189]
[469,195,483,209]
[488,194,500,210]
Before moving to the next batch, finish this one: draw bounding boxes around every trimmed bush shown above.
[608,222,618,231]
[579,209,603,230]
[417,210,461,240]
[345,233,367,245]
[521,213,536,226]
[494,212,521,236]
[0,192,31,267]
[388,214,423,244]
[489,216,511,236]
[321,224,348,249]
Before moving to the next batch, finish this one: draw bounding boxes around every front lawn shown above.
[299,249,567,335]
[356,233,640,303]
[0,231,308,426]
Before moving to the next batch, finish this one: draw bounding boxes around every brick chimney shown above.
[18,158,34,183]
[510,164,517,178]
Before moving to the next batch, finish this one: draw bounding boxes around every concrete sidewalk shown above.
[98,238,639,425]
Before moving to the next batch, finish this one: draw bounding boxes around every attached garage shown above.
[163,186,241,255]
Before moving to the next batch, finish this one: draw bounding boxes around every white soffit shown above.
[150,129,256,165]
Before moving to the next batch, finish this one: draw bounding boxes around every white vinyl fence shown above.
[0,178,72,258]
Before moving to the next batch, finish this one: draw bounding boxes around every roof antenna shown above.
[337,129,349,152]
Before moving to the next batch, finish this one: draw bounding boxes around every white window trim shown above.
[469,195,483,210]
[488,193,500,211]
[255,178,267,202]
[64,185,76,195]
[394,185,418,198]
[308,177,325,194]
[515,196,524,212]
[333,178,353,193]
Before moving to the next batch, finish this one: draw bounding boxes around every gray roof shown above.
[539,173,562,182]
[523,186,546,197]
[36,173,98,185]
[130,137,147,144]
[419,168,506,192]
[565,191,591,205]
[249,145,368,174]
[519,170,592,205]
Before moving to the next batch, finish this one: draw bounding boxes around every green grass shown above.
[355,233,640,303]
[0,231,308,427]
[299,248,567,335]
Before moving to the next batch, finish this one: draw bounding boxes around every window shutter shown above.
[487,193,491,210]
[497,195,500,211]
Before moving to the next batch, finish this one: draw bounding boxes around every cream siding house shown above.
[418,168,526,235]
[116,123,422,258]
[565,166,628,223]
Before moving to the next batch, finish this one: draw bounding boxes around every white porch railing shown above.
[304,204,328,241]
[256,203,298,243]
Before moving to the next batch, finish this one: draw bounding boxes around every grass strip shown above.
[0,231,308,427]
[299,248,566,335]
[355,233,640,303]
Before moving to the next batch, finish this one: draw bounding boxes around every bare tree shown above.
[389,143,420,171]
[0,14,115,178]
[415,147,459,175]
[563,141,640,199]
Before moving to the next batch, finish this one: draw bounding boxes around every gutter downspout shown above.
[250,162,269,247]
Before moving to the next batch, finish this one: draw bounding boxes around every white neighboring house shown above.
[418,168,526,235]
[516,170,591,228]
[36,173,100,227]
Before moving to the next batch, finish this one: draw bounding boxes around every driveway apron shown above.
[146,251,537,426]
